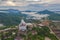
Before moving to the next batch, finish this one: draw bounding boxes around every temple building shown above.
[18,19,27,31]
[18,19,33,31]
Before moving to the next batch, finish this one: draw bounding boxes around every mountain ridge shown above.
[37,10,60,20]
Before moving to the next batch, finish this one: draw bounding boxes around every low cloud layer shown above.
[22,12,49,19]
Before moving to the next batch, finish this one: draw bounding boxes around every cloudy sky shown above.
[0,0,60,11]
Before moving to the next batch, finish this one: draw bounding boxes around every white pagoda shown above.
[18,19,27,31]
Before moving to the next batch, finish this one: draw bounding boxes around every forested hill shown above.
[37,10,60,20]
[0,9,27,26]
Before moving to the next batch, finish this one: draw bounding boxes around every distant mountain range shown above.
[37,10,60,20]
[0,9,60,26]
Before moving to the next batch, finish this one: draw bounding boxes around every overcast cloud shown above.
[0,0,60,6]
[0,0,60,11]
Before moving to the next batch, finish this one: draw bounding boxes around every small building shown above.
[38,23,45,26]
[26,23,33,30]
[45,37,51,40]
[41,20,50,26]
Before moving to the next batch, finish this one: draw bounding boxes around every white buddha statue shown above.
[19,19,27,31]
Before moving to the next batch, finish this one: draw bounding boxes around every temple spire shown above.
[20,19,26,25]
[19,19,27,31]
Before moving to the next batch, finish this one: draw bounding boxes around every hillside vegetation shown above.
[0,9,60,26]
